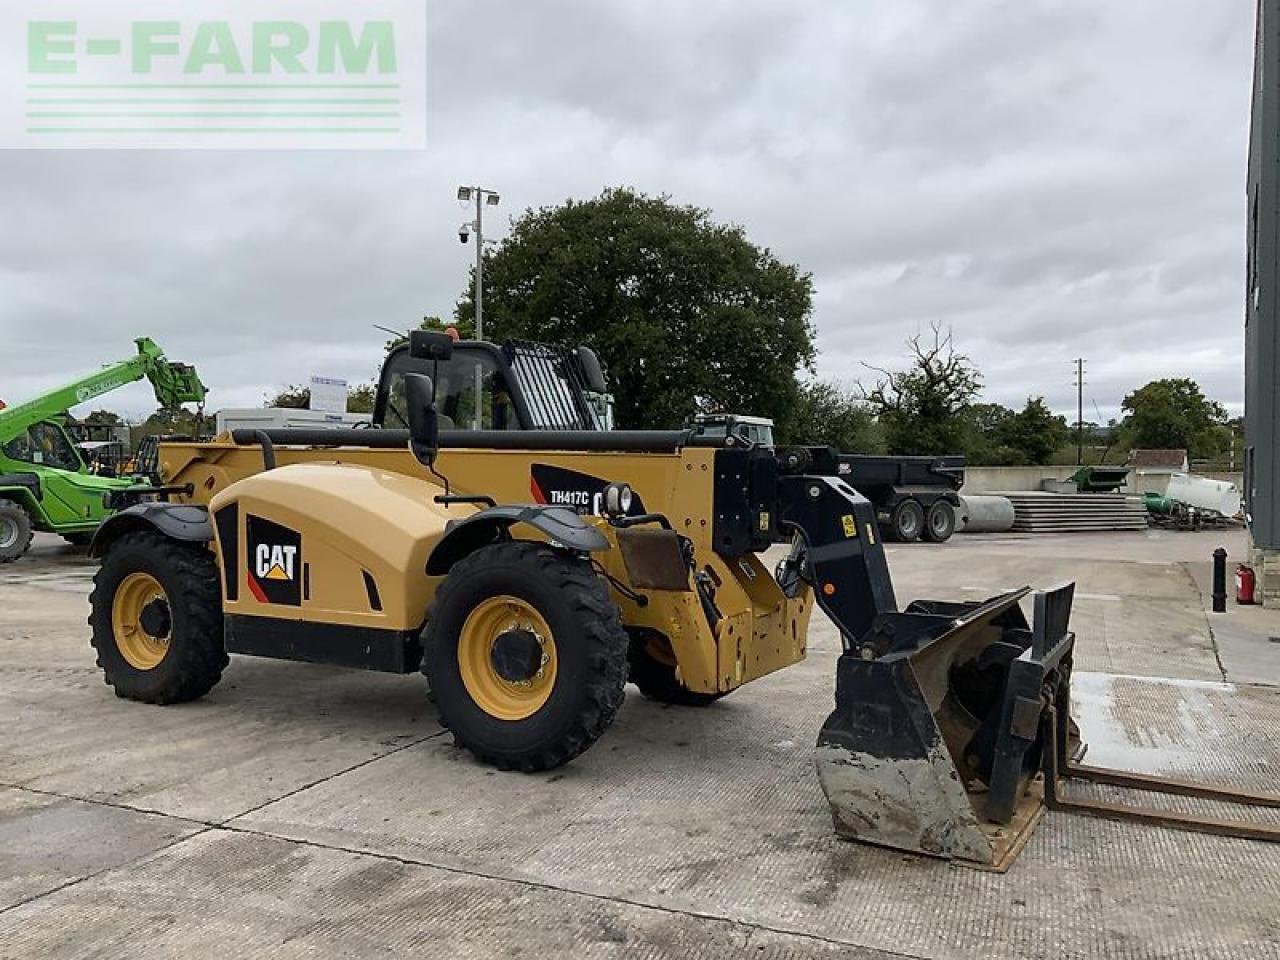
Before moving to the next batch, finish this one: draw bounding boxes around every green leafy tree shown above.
[960,403,1016,464]
[83,409,123,426]
[775,380,882,452]
[997,397,1070,465]
[861,324,982,455]
[133,406,209,445]
[347,383,377,414]
[1121,378,1228,459]
[265,385,310,409]
[455,187,815,429]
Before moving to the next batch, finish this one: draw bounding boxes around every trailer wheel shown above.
[627,629,725,707]
[923,500,956,543]
[423,541,628,771]
[0,501,33,563]
[89,530,227,704]
[889,499,925,542]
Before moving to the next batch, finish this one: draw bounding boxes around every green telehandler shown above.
[0,338,206,562]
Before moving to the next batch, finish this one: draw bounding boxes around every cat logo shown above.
[245,515,303,606]
[255,544,297,582]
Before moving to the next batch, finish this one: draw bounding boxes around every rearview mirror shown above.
[576,346,607,394]
[405,373,439,467]
[410,330,454,361]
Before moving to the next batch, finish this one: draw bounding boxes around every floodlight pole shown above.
[458,185,499,428]
[1073,358,1085,466]
[474,189,484,345]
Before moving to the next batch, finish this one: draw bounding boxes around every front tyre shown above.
[89,530,227,704]
[423,541,628,771]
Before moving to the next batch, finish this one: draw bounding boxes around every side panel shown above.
[209,463,468,634]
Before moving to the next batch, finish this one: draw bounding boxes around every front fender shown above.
[426,504,609,576]
[89,502,212,558]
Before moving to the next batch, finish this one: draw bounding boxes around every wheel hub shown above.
[138,598,172,639]
[0,517,17,550]
[457,595,558,721]
[490,628,543,683]
[112,572,172,671]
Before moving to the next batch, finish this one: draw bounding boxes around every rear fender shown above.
[90,502,212,558]
[426,504,609,575]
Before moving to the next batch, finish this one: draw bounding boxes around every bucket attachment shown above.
[816,583,1075,870]
[815,580,1280,870]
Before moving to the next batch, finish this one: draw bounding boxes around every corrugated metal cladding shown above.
[1246,0,1280,548]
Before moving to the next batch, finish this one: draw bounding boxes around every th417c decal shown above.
[530,463,646,516]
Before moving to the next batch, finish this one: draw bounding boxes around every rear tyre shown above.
[0,501,33,563]
[627,629,725,706]
[889,498,925,543]
[923,500,956,543]
[89,530,227,704]
[423,541,628,771]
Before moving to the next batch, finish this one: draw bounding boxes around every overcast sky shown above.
[0,1,1257,423]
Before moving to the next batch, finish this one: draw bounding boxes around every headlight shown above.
[603,481,633,518]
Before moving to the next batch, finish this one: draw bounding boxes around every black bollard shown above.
[1212,547,1228,613]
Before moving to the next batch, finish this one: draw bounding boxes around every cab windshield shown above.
[377,343,605,431]
[379,349,520,431]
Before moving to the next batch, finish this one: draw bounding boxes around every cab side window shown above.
[5,423,82,472]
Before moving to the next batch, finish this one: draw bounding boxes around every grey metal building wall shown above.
[1247,0,1280,549]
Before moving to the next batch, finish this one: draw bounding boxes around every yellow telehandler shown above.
[88,332,1280,869]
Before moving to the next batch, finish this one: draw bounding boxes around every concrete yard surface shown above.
[1,528,1278,959]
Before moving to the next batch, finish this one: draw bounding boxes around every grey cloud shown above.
[0,0,1256,424]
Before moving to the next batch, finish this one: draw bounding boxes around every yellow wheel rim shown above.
[112,572,171,671]
[458,595,558,721]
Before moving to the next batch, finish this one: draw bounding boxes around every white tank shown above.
[1164,473,1242,519]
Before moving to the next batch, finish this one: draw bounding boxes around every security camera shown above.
[458,223,471,244]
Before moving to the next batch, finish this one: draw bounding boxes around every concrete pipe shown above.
[956,495,1015,534]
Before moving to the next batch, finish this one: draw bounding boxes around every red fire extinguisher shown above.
[1237,564,1257,605]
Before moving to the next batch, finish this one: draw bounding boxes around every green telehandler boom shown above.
[0,338,206,562]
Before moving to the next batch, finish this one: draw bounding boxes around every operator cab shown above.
[375,337,614,432]
[690,413,775,448]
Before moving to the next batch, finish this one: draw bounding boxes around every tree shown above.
[1121,378,1228,459]
[775,380,882,452]
[133,406,208,445]
[455,187,815,429]
[348,383,377,414]
[960,402,1016,465]
[861,324,982,455]
[265,385,310,409]
[83,409,122,426]
[998,397,1070,465]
